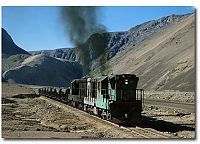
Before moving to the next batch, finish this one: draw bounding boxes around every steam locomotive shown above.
[38,74,144,125]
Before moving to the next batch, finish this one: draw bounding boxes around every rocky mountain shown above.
[2,54,83,87]
[91,13,195,92]
[30,14,190,62]
[2,28,83,87]
[2,28,30,56]
[30,48,76,61]
[79,13,192,71]
[2,54,30,73]
[105,14,190,59]
[2,13,195,91]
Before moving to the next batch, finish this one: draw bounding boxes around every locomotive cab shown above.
[110,74,139,101]
[108,74,143,125]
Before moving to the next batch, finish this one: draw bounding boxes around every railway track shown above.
[79,110,173,138]
[40,96,172,138]
[144,99,195,113]
[127,127,172,138]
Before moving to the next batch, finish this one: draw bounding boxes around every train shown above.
[38,74,144,125]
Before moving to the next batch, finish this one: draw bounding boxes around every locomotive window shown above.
[72,81,79,95]
[92,82,97,98]
[80,81,87,97]
[101,78,108,95]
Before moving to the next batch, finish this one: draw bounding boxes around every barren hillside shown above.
[30,48,77,61]
[30,14,189,63]
[2,13,195,91]
[2,54,83,87]
[2,54,30,73]
[92,14,195,92]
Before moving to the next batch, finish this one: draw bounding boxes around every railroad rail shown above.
[127,127,171,138]
[40,96,172,138]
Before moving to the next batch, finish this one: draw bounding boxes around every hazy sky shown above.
[2,6,195,51]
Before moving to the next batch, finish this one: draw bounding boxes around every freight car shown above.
[39,74,144,125]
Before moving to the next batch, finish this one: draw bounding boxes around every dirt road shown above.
[144,99,195,113]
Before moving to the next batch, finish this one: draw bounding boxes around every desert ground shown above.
[1,82,195,139]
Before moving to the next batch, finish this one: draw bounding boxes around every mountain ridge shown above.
[2,28,30,56]
[29,13,191,63]
[90,13,195,91]
[3,54,83,87]
[2,13,195,91]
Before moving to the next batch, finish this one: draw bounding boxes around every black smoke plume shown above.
[60,6,107,75]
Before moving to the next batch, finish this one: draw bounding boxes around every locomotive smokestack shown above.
[60,6,107,75]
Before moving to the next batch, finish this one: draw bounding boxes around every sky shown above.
[2,6,195,51]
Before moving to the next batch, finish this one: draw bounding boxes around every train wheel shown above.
[106,112,111,121]
[98,109,102,118]
[88,106,92,115]
[69,100,72,106]
[101,110,106,120]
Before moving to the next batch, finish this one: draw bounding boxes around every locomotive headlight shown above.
[125,113,128,118]
[125,79,128,84]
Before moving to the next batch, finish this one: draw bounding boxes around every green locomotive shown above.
[39,74,144,125]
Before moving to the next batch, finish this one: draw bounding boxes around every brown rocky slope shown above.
[92,14,195,92]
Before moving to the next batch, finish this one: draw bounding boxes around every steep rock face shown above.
[2,54,30,73]
[2,28,30,56]
[92,14,195,92]
[105,14,189,59]
[85,14,190,71]
[2,54,83,87]
[30,48,76,61]
[30,14,189,63]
